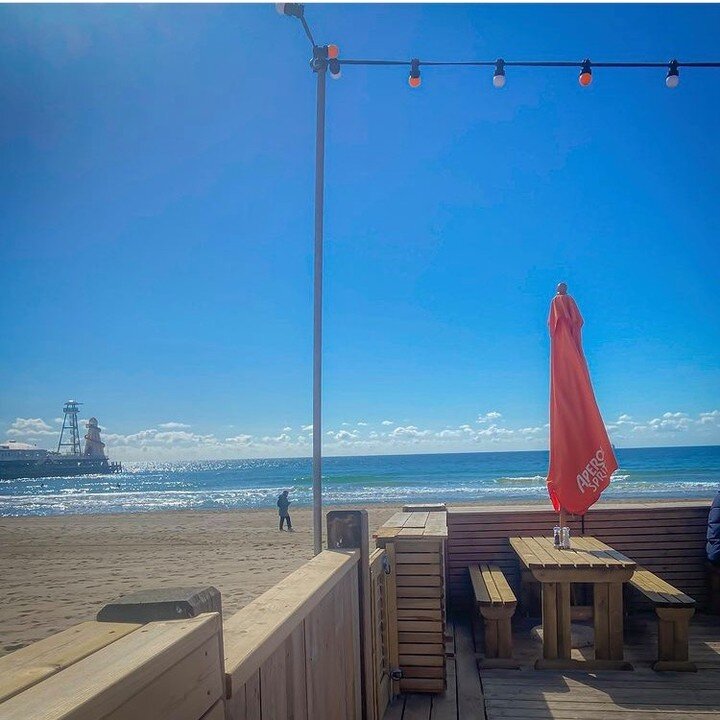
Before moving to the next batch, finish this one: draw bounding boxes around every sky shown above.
[1,3,719,461]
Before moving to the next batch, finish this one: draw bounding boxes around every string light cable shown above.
[277,3,720,88]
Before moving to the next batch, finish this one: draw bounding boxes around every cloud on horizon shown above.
[5,409,719,461]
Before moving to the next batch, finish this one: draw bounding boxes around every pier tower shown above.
[57,400,82,456]
[84,417,107,458]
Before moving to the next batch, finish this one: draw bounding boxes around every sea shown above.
[1,445,719,518]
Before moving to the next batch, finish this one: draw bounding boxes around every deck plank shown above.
[478,614,720,720]
[453,614,484,720]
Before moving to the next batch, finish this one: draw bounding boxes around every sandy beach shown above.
[0,505,398,656]
[1,496,710,657]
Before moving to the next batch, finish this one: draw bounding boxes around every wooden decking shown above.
[383,611,720,720]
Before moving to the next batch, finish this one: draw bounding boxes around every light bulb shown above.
[329,58,341,80]
[579,60,592,87]
[493,59,506,88]
[666,61,679,88]
[275,3,286,15]
[327,44,339,60]
[409,59,421,88]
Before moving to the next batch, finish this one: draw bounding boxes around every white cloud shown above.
[477,411,502,424]
[390,425,431,439]
[333,429,359,441]
[7,418,56,437]
[225,434,253,445]
[7,407,718,462]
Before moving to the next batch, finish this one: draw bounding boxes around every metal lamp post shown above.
[310,48,327,557]
[278,3,327,555]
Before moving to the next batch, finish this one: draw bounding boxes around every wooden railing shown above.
[223,548,363,720]
[446,501,713,609]
[0,614,226,720]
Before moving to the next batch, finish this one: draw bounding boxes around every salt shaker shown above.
[562,526,571,549]
[553,526,562,548]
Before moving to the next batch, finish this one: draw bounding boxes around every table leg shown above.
[541,582,558,659]
[608,582,624,661]
[557,582,572,659]
[594,582,610,660]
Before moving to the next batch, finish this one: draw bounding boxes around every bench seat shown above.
[629,568,696,672]
[469,563,516,659]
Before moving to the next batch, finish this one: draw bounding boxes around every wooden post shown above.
[327,510,373,720]
[385,543,400,698]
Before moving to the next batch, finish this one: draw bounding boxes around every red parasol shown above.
[547,283,618,517]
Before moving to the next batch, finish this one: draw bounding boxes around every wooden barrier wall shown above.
[447,501,712,610]
[223,549,364,720]
[0,614,226,720]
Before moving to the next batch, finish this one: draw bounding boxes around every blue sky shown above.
[1,3,719,460]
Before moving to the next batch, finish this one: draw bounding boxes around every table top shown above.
[509,535,636,571]
[374,510,448,540]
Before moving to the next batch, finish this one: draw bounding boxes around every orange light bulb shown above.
[579,71,592,87]
[408,75,421,88]
[327,44,339,60]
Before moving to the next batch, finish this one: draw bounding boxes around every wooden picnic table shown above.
[509,535,636,670]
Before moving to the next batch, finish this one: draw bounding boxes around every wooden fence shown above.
[0,614,226,720]
[224,549,363,720]
[446,501,713,610]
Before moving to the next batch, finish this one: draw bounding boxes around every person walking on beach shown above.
[277,490,292,531]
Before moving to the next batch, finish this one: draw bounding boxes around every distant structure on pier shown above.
[0,400,121,480]
[84,418,107,458]
[57,400,83,455]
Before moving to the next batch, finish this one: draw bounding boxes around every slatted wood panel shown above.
[376,511,449,695]
[0,621,142,703]
[446,502,711,610]
[369,549,393,720]
[0,615,225,720]
[224,549,363,720]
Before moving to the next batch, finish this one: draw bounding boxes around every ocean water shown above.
[1,446,718,517]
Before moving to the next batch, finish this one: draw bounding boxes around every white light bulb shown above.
[493,74,506,89]
[666,74,679,89]
[275,3,286,15]
[330,69,342,80]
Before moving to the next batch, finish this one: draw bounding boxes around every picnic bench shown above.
[628,568,697,672]
[469,563,517,660]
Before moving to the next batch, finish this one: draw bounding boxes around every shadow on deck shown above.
[384,611,720,720]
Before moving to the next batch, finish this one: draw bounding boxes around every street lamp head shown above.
[276,3,304,19]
